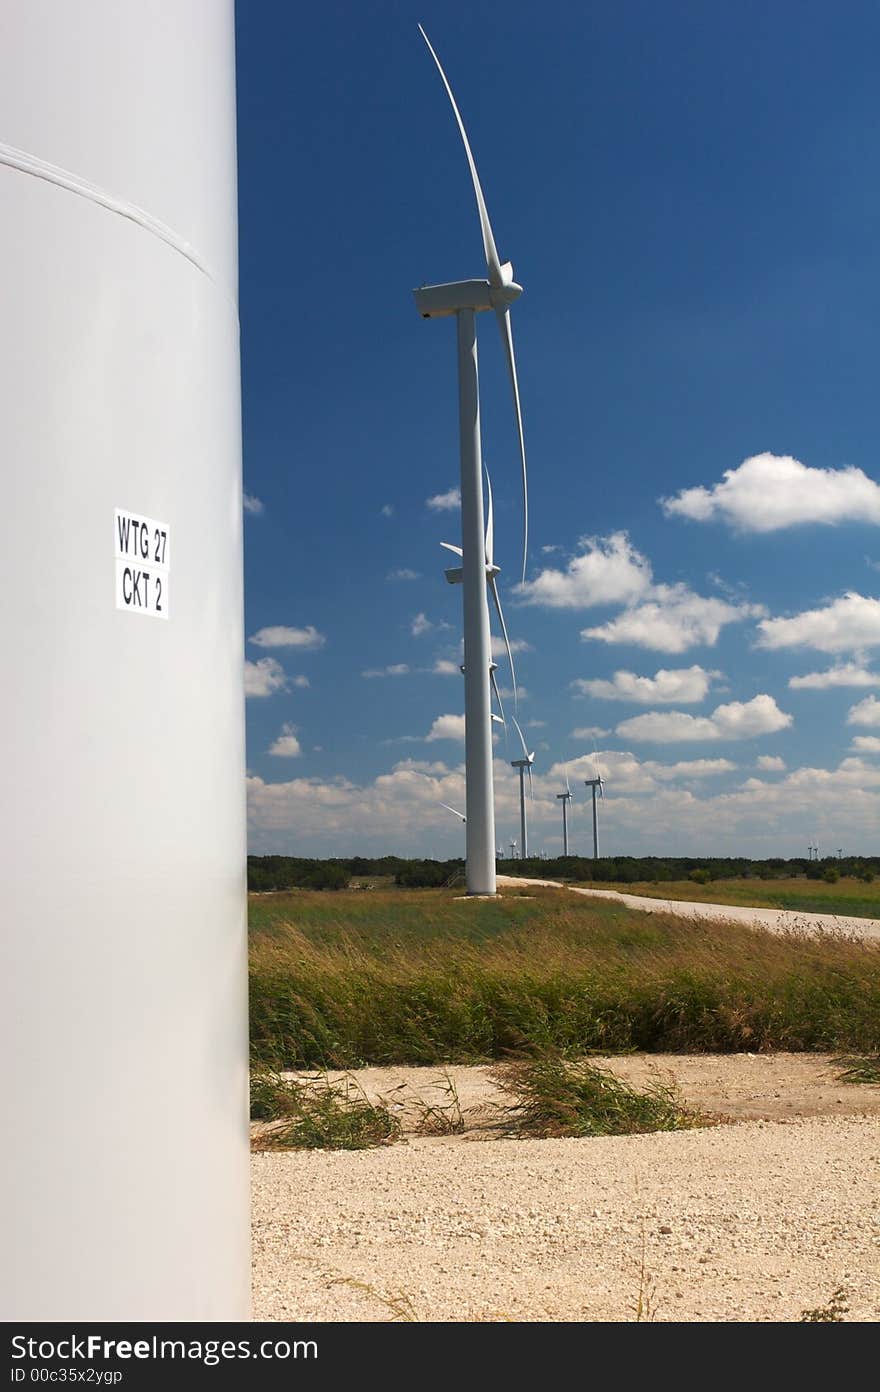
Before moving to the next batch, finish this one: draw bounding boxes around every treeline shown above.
[248,852,878,891]
[503,854,878,884]
[247,854,464,891]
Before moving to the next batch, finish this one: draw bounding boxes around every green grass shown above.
[832,1054,880,1084]
[250,1070,399,1150]
[249,887,880,1068]
[583,876,880,920]
[494,1056,700,1138]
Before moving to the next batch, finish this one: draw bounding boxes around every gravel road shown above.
[251,1055,880,1323]
[495,874,880,940]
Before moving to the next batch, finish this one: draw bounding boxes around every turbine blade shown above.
[526,762,533,800]
[484,462,494,568]
[496,307,528,583]
[418,25,504,286]
[511,714,529,761]
[489,665,506,726]
[439,801,466,822]
[440,541,463,557]
[488,575,517,711]
[565,768,571,796]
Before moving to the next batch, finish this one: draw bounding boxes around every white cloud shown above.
[432,658,461,675]
[291,675,310,688]
[661,453,880,532]
[517,531,652,609]
[756,593,880,654]
[756,755,786,771]
[572,665,719,704]
[426,487,461,512]
[243,492,264,516]
[381,504,394,518]
[387,568,420,581]
[411,612,433,637]
[851,735,880,753]
[425,713,466,742]
[615,693,792,743]
[249,624,326,650]
[247,750,880,857]
[491,636,531,658]
[583,585,763,654]
[244,657,288,698]
[789,662,880,690]
[847,694,880,727]
[362,664,410,679]
[571,725,611,739]
[269,724,302,758]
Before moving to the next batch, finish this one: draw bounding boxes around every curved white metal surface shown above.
[0,1,250,1319]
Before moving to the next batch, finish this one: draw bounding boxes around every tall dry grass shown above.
[249,888,880,1068]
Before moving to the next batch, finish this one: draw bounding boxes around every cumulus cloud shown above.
[249,624,326,650]
[362,664,410,679]
[491,636,531,658]
[247,750,880,857]
[432,658,461,675]
[756,593,880,654]
[244,657,288,698]
[615,694,792,743]
[572,665,719,704]
[243,492,264,516]
[847,694,880,727]
[381,504,394,518]
[789,663,880,690]
[852,735,880,753]
[387,568,420,581]
[269,724,302,757]
[291,675,310,688]
[426,487,461,512]
[661,453,880,532]
[570,725,611,739]
[583,586,763,654]
[517,531,651,609]
[425,714,466,742]
[756,755,786,771]
[411,612,433,637]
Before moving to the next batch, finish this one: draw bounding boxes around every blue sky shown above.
[236,1,880,859]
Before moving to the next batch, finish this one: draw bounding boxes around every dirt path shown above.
[496,874,880,940]
[251,1055,880,1322]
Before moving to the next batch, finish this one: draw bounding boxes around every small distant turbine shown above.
[584,766,605,860]
[556,769,573,857]
[509,838,518,860]
[510,717,535,861]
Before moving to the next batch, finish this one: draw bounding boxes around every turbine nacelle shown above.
[414,277,522,319]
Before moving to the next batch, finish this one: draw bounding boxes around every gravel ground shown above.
[251,1055,880,1323]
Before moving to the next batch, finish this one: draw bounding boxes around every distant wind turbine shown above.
[415,25,529,897]
[556,769,573,857]
[510,717,535,861]
[584,754,605,860]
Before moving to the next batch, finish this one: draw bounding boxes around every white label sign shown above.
[115,509,170,620]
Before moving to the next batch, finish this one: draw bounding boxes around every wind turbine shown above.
[415,26,528,897]
[509,838,518,861]
[556,770,573,856]
[510,717,535,861]
[584,758,605,860]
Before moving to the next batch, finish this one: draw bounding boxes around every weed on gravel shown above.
[250,1072,399,1151]
[492,1055,703,1139]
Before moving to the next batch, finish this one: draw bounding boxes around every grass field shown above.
[580,876,880,919]
[249,886,880,1068]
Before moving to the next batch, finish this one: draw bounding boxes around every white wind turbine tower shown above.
[415,25,529,896]
[510,716,535,861]
[584,753,606,860]
[557,770,573,857]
